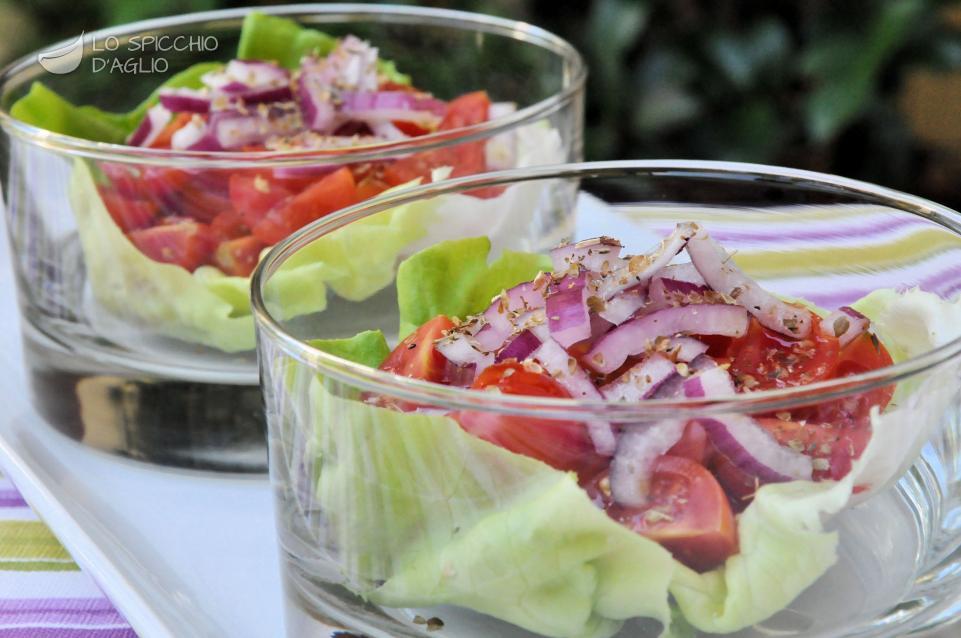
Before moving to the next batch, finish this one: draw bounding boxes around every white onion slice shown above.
[610,420,686,507]
[600,354,677,401]
[823,306,870,347]
[551,237,626,274]
[686,226,813,338]
[598,286,647,325]
[594,223,697,300]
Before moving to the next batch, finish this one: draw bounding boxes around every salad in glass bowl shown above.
[0,6,583,470]
[253,162,961,638]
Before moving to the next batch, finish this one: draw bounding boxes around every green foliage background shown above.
[5,0,961,206]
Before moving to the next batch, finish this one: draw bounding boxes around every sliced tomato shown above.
[127,220,215,271]
[835,331,895,410]
[613,455,738,572]
[726,316,840,391]
[452,361,607,477]
[355,175,391,201]
[252,167,358,245]
[379,315,457,383]
[228,173,294,228]
[667,421,713,466]
[753,416,867,482]
[392,120,432,137]
[148,112,195,149]
[140,167,192,203]
[209,210,250,241]
[175,185,232,223]
[100,192,158,232]
[99,163,143,198]
[212,236,265,277]
[710,452,760,511]
[383,91,491,187]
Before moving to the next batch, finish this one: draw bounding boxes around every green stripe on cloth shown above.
[0,521,78,567]
[733,229,961,277]
[0,559,80,572]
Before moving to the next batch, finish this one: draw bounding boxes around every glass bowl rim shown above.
[0,3,585,168]
[251,159,961,420]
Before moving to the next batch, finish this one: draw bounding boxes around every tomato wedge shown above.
[229,173,294,228]
[379,315,457,383]
[252,167,358,245]
[127,220,215,271]
[383,91,491,187]
[452,361,607,477]
[100,192,158,232]
[613,455,738,572]
[212,236,265,277]
[726,316,840,391]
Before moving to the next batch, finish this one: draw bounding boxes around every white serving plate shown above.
[0,195,956,638]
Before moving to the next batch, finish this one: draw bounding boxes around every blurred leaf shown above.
[803,0,927,141]
[706,18,790,89]
[587,0,648,111]
[632,48,702,133]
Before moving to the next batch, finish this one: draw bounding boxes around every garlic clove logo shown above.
[38,32,85,75]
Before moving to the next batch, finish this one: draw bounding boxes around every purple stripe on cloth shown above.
[803,262,961,309]
[0,629,136,638]
[0,491,28,508]
[0,600,118,613]
[0,609,127,625]
[697,216,917,243]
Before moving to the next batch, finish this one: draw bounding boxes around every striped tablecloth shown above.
[0,474,135,637]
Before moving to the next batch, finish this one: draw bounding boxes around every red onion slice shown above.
[495,330,541,363]
[585,304,749,374]
[127,104,171,147]
[551,236,626,274]
[158,88,211,114]
[434,332,494,376]
[610,420,686,507]
[594,223,698,300]
[600,354,677,402]
[297,70,337,132]
[647,276,710,310]
[698,415,813,484]
[686,226,813,338]
[339,90,446,123]
[474,278,550,352]
[823,306,870,347]
[598,286,647,325]
[547,271,591,348]
[530,336,616,455]
[681,365,737,398]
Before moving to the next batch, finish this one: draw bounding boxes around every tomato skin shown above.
[383,91,491,187]
[252,167,358,245]
[667,421,713,466]
[613,455,738,572]
[209,210,250,241]
[452,361,607,477]
[212,236,265,277]
[355,175,390,200]
[229,173,294,228]
[127,221,215,271]
[727,316,840,391]
[100,192,158,232]
[175,185,232,223]
[380,315,457,383]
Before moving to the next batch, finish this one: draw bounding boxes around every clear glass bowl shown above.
[0,5,584,471]
[253,161,961,638]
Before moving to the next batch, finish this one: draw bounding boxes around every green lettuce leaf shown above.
[308,330,390,368]
[237,11,411,84]
[396,236,551,337]
[10,62,221,142]
[307,377,675,638]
